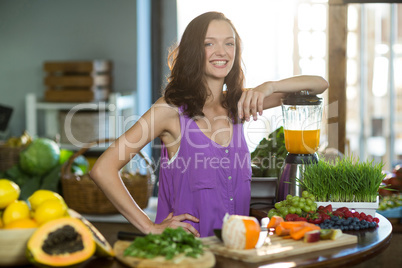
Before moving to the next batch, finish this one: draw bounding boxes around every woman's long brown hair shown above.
[163,12,245,124]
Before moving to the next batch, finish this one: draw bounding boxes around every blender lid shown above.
[282,90,322,105]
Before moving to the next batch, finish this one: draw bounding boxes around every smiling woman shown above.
[90,10,328,239]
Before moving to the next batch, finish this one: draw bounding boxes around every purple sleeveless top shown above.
[155,107,252,237]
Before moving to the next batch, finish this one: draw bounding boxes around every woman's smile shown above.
[211,60,228,67]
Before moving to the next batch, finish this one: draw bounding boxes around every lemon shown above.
[2,200,30,226]
[28,189,64,211]
[0,179,20,209]
[33,199,68,225]
[4,218,38,229]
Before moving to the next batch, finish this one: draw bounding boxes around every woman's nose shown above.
[214,44,226,56]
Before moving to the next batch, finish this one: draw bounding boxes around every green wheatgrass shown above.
[300,157,385,202]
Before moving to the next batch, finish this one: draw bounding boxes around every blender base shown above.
[276,153,318,202]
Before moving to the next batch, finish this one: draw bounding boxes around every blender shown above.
[276,91,323,202]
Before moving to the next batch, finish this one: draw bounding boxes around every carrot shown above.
[278,221,308,230]
[290,226,314,240]
[275,225,290,236]
[267,216,284,229]
[290,224,321,240]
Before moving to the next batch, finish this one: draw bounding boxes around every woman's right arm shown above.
[90,98,200,236]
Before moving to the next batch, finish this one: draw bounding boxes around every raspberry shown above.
[344,211,353,218]
[359,212,367,219]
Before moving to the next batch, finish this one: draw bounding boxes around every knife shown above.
[117,231,145,241]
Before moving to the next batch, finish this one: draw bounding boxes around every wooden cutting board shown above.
[113,240,216,268]
[201,233,358,263]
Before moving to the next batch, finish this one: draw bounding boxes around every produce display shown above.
[0,181,114,266]
[265,188,382,244]
[0,183,68,229]
[267,190,318,220]
[318,215,378,231]
[273,220,321,241]
[378,194,402,211]
[265,216,343,243]
[0,136,89,199]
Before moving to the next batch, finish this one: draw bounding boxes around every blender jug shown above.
[276,91,323,202]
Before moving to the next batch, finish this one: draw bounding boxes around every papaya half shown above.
[68,209,115,258]
[26,217,95,267]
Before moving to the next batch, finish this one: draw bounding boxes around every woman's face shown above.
[204,19,236,82]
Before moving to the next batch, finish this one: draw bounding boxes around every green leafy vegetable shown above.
[251,126,286,177]
[123,227,204,260]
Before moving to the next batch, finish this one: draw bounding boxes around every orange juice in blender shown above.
[284,129,320,154]
[277,91,323,202]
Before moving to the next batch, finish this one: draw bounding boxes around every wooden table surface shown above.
[18,213,393,268]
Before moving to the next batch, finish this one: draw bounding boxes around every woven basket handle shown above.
[61,138,155,178]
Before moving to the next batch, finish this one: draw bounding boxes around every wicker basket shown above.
[61,139,155,214]
[0,143,25,172]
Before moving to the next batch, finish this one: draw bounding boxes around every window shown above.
[346,3,402,170]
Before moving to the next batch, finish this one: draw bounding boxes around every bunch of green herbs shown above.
[123,227,204,260]
[251,126,287,177]
[300,156,385,202]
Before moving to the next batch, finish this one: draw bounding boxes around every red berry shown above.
[353,212,360,218]
[360,212,367,219]
[332,211,344,218]
[297,217,307,222]
[336,207,349,213]
[373,217,380,223]
[344,211,353,218]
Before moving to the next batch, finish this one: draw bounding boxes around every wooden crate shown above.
[43,60,112,102]
[45,87,110,103]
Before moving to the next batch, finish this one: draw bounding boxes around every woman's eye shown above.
[204,43,213,47]
[226,42,235,46]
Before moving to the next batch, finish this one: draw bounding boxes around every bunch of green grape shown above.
[268,191,318,219]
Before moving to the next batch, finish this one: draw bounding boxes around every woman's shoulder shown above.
[152,97,180,118]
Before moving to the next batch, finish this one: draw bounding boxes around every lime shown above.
[2,200,30,226]
[33,199,68,225]
[0,179,20,209]
[59,149,74,164]
[28,189,64,211]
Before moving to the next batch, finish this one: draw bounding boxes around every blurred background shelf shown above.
[25,92,136,151]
